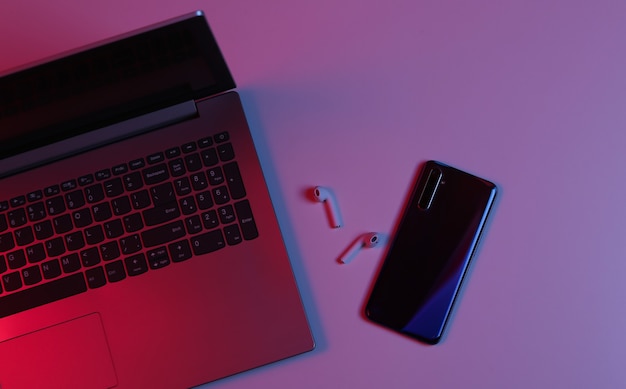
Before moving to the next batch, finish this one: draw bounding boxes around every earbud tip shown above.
[312,186,329,202]
[364,232,382,248]
[313,186,322,199]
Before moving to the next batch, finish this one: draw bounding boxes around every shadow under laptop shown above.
[237,88,326,353]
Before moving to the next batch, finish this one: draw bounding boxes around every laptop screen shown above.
[0,11,235,160]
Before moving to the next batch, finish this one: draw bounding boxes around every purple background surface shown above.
[2,1,625,388]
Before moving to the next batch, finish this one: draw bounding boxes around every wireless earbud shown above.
[339,232,382,264]
[313,186,343,228]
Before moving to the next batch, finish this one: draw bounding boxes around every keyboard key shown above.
[85,184,105,203]
[198,137,213,148]
[42,259,62,280]
[214,132,229,143]
[0,214,7,232]
[34,220,54,240]
[73,208,93,228]
[143,163,169,185]
[184,153,202,172]
[190,172,208,191]
[26,243,46,263]
[181,142,197,153]
[168,158,186,177]
[0,255,6,273]
[104,178,124,197]
[104,219,124,239]
[131,191,151,210]
[143,204,180,226]
[27,202,47,222]
[44,185,60,197]
[207,167,224,186]
[15,226,34,246]
[201,210,219,230]
[168,240,192,263]
[224,224,243,246]
[95,169,111,181]
[92,202,113,222]
[61,179,77,191]
[129,158,145,170]
[141,220,186,248]
[217,143,235,162]
[78,174,94,186]
[201,148,218,167]
[147,247,171,269]
[174,177,192,196]
[46,196,66,215]
[165,147,181,159]
[27,190,43,202]
[218,205,236,224]
[147,152,165,164]
[86,266,106,289]
[45,237,66,258]
[65,190,85,209]
[196,191,213,210]
[2,271,22,292]
[0,201,8,212]
[123,213,144,233]
[125,253,149,276]
[150,182,175,206]
[112,164,128,175]
[100,241,120,261]
[0,273,87,318]
[22,265,42,286]
[112,196,133,215]
[80,247,101,267]
[53,214,73,234]
[223,162,246,199]
[105,260,126,282]
[7,250,26,269]
[212,186,230,205]
[0,233,16,252]
[85,225,105,245]
[8,208,27,227]
[61,253,81,273]
[190,230,225,255]
[123,172,143,191]
[10,196,26,207]
[120,234,142,255]
[65,231,85,251]
[185,216,203,234]
[179,196,197,215]
[235,200,259,240]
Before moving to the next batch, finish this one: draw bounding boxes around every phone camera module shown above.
[417,168,442,210]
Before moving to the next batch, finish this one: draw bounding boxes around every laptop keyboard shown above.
[0,131,258,318]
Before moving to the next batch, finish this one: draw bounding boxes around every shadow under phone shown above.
[363,160,497,344]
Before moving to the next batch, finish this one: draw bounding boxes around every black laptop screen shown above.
[0,12,235,160]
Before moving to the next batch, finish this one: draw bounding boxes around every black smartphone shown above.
[365,161,497,344]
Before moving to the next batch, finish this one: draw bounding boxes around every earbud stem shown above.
[339,240,363,264]
[325,200,343,228]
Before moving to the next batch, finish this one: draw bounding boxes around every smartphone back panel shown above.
[365,161,497,344]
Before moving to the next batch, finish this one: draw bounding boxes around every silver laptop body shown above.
[0,11,313,388]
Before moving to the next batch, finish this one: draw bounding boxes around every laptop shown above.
[0,11,314,388]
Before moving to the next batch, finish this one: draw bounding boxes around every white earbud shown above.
[339,232,382,264]
[313,186,343,228]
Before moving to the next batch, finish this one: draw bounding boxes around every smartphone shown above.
[365,161,497,344]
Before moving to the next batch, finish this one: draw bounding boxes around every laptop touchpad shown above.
[0,313,117,389]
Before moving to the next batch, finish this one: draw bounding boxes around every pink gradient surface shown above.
[2,1,626,388]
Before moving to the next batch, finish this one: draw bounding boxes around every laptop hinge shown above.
[0,100,197,179]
